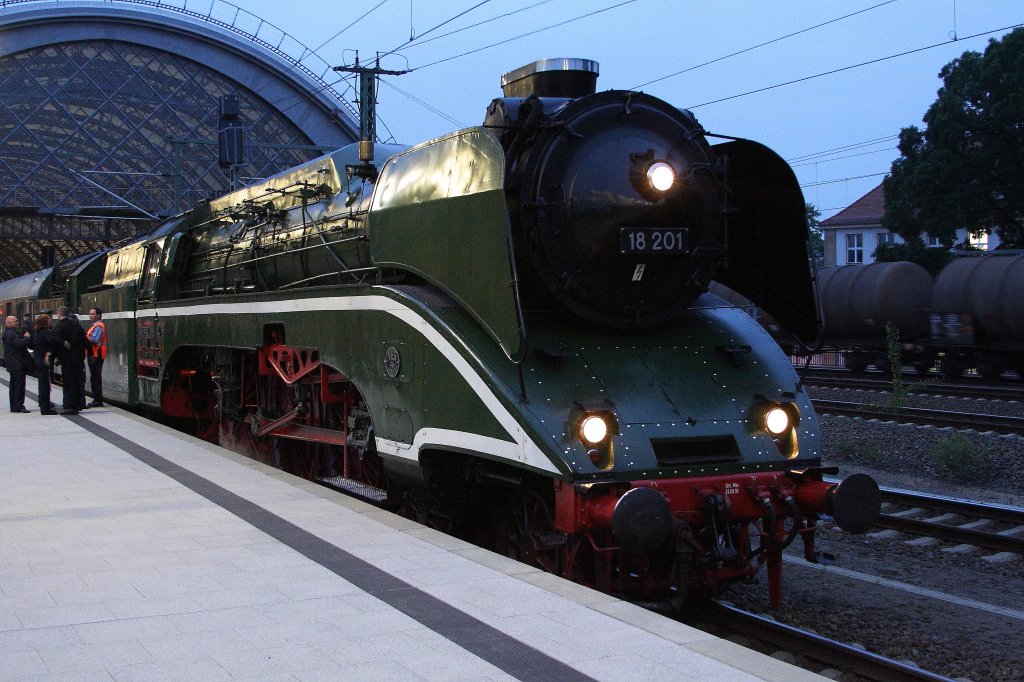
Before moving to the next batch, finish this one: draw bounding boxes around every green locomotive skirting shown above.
[131,292,562,476]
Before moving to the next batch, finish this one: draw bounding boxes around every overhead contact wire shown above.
[790,148,897,168]
[311,0,392,53]
[380,80,464,127]
[787,135,898,163]
[800,172,889,188]
[410,0,638,71]
[393,0,561,51]
[632,0,898,90]
[379,0,494,59]
[688,24,1024,109]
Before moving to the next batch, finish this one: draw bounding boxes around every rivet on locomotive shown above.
[0,59,880,609]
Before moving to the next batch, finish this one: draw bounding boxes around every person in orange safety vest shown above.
[86,307,107,407]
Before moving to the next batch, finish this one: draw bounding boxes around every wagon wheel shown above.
[940,356,962,381]
[845,355,867,374]
[499,489,559,573]
[873,353,891,373]
[977,354,1006,381]
[349,431,386,490]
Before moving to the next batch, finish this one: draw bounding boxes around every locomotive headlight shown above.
[646,162,675,192]
[580,415,609,445]
[764,406,790,436]
[570,403,619,454]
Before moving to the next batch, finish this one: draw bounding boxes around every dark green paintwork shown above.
[513,294,821,480]
[81,285,138,405]
[370,129,524,360]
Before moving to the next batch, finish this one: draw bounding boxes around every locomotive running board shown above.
[317,475,388,504]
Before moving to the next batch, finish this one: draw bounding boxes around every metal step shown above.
[316,475,388,504]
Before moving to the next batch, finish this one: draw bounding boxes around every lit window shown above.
[846,233,864,264]
[969,233,989,250]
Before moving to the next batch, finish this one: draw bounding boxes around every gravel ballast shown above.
[716,388,1024,681]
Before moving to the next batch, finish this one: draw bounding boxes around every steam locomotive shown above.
[817,253,1024,379]
[0,59,879,609]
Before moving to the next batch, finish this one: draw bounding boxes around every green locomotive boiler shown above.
[12,59,880,609]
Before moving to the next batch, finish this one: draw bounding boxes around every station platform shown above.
[0,371,821,681]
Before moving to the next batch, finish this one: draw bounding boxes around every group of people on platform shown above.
[2,306,107,415]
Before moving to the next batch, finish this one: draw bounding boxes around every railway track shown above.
[799,368,1024,401]
[701,601,953,682]
[696,488,1024,682]
[811,399,1024,435]
[874,487,1024,554]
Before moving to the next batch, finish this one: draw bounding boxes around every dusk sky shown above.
[219,1,1022,219]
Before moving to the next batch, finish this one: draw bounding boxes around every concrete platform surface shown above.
[0,371,821,681]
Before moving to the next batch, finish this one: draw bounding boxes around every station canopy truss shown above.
[0,0,359,280]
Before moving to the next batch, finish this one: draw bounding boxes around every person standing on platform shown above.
[68,310,88,409]
[85,307,107,407]
[2,315,32,413]
[54,306,87,415]
[32,313,58,415]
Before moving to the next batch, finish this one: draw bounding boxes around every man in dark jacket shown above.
[3,315,33,413]
[32,312,59,415]
[54,306,88,415]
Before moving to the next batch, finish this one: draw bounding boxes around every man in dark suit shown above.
[54,306,87,415]
[2,315,33,413]
[32,312,59,415]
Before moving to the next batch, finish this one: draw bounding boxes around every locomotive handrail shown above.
[277,270,375,290]
[188,236,371,276]
[300,198,363,283]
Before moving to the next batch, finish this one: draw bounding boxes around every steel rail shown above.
[811,399,1024,435]
[801,370,1024,401]
[702,601,954,682]
[874,487,1024,553]
[880,488,1024,525]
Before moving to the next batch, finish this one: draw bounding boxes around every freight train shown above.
[0,58,880,609]
[817,252,1024,379]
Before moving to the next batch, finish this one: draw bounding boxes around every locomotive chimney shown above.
[501,58,599,98]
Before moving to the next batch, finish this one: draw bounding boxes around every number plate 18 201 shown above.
[619,227,688,255]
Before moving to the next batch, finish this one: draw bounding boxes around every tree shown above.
[882,27,1024,248]
[805,202,825,267]
[873,239,951,275]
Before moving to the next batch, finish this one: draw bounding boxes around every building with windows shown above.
[0,0,359,280]
[819,183,1000,266]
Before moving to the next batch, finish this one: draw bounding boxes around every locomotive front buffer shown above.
[554,467,880,609]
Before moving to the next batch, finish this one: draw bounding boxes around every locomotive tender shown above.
[1,59,879,608]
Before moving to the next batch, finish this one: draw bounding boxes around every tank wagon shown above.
[818,252,1024,379]
[932,251,1024,378]
[1,59,880,609]
[817,261,935,373]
